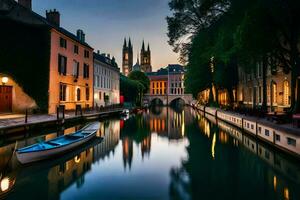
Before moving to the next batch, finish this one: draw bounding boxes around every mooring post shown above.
[25,109,28,123]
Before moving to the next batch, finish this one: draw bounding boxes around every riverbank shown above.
[193,105,300,158]
[0,108,123,135]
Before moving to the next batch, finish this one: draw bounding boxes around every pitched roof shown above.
[93,52,119,69]
[0,0,93,49]
[146,64,185,77]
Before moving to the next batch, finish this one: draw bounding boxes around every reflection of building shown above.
[146,107,193,140]
[93,120,120,161]
[0,0,94,114]
[93,52,120,107]
[122,137,133,170]
[47,148,94,199]
[141,136,151,158]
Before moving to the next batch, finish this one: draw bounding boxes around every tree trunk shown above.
[291,59,300,113]
[262,56,268,113]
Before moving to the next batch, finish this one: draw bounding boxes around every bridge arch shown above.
[169,97,186,107]
[150,98,164,106]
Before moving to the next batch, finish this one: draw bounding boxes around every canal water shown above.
[0,107,300,200]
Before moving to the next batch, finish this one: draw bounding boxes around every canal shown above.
[0,106,300,199]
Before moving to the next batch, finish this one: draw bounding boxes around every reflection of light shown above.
[1,177,9,192]
[284,188,289,200]
[273,176,277,191]
[211,133,216,159]
[181,110,185,136]
[74,155,81,163]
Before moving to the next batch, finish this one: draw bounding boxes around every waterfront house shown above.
[93,52,120,107]
[0,0,93,114]
[237,62,291,112]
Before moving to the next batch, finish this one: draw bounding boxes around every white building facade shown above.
[93,52,120,107]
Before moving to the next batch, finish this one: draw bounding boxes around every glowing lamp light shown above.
[1,77,8,85]
[1,177,9,192]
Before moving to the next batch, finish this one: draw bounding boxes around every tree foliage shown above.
[168,0,300,112]
[128,71,150,94]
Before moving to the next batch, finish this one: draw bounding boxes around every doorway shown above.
[0,86,12,113]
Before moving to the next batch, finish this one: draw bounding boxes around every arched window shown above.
[77,88,81,101]
[283,80,290,106]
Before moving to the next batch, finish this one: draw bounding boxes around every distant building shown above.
[146,64,185,96]
[93,52,120,107]
[140,41,152,73]
[122,38,152,76]
[144,64,193,106]
[0,0,93,114]
[122,38,133,76]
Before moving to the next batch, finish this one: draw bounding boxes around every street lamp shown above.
[1,77,8,85]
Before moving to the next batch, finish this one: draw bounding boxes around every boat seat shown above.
[81,131,92,135]
[46,141,60,146]
[66,134,84,139]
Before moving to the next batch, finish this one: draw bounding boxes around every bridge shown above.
[143,94,193,106]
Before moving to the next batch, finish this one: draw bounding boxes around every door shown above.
[0,86,12,113]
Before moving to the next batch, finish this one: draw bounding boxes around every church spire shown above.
[123,37,127,48]
[137,52,139,64]
[147,43,150,52]
[129,37,132,49]
[142,40,145,52]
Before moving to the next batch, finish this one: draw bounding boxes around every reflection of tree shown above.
[169,117,300,200]
[150,106,163,115]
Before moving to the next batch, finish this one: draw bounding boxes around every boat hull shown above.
[16,132,96,164]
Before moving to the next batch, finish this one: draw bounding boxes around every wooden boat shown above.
[16,122,100,164]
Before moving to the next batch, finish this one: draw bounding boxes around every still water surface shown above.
[0,107,300,200]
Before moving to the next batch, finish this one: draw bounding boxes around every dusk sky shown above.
[33,0,179,71]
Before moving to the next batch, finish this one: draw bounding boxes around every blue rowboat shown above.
[16,122,100,164]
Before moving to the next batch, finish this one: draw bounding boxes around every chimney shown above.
[107,54,111,59]
[97,50,100,54]
[77,29,85,43]
[18,0,32,10]
[46,9,60,27]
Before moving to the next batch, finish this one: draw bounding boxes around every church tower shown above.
[140,40,152,73]
[122,37,133,76]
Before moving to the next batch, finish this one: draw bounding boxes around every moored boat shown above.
[16,122,100,164]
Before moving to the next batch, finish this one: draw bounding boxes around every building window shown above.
[86,87,90,101]
[275,134,280,141]
[76,88,81,101]
[73,60,79,78]
[99,92,102,100]
[60,84,67,101]
[287,137,296,147]
[58,54,67,75]
[60,37,67,48]
[265,129,270,136]
[83,64,89,78]
[74,45,79,54]
[283,80,290,106]
[84,50,90,58]
[258,127,261,134]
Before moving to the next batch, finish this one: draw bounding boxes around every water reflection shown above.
[170,111,300,200]
[0,107,299,199]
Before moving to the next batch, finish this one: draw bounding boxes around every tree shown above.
[120,74,144,106]
[128,71,150,94]
[167,0,230,63]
